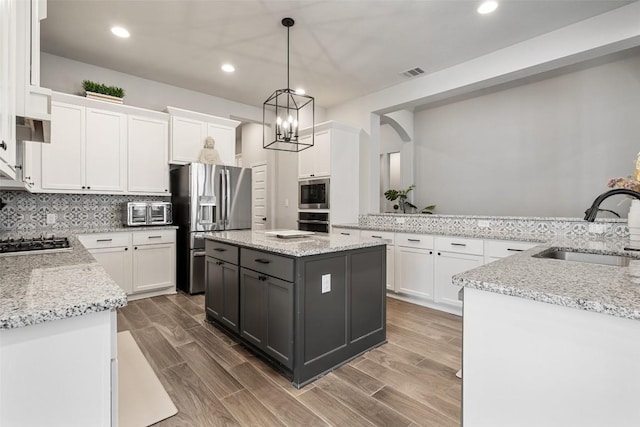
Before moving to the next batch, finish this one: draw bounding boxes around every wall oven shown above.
[298,212,329,233]
[299,178,329,209]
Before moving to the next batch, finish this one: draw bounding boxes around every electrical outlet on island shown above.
[46,213,56,225]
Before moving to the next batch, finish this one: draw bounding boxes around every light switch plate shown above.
[46,213,56,224]
[321,274,331,293]
[477,220,490,228]
[396,217,405,224]
[588,223,606,234]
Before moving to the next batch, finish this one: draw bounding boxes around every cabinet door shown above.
[206,122,235,166]
[205,257,239,333]
[0,0,15,180]
[395,246,435,299]
[240,267,267,348]
[298,134,315,178]
[128,115,169,194]
[435,251,484,308]
[170,116,204,164]
[85,108,127,192]
[42,102,85,190]
[132,243,176,293]
[386,245,395,291]
[312,130,331,177]
[90,246,133,294]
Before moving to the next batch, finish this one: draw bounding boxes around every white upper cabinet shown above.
[85,108,126,192]
[298,130,330,178]
[167,106,240,165]
[0,0,16,179]
[42,102,85,190]
[128,115,169,194]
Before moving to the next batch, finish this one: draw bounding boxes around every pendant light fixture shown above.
[263,17,314,152]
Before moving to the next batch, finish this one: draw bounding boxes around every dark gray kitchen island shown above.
[203,230,387,388]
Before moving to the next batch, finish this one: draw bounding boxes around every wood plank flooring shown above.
[118,294,462,427]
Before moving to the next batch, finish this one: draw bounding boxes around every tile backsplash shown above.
[0,191,169,234]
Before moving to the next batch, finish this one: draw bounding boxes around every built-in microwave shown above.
[299,178,329,209]
[122,202,172,226]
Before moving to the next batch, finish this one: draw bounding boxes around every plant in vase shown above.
[82,80,125,103]
[384,185,436,214]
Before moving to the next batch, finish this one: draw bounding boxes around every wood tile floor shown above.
[118,293,462,427]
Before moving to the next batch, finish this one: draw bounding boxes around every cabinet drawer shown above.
[205,240,239,265]
[360,230,395,245]
[436,236,484,255]
[78,232,131,249]
[332,227,357,236]
[485,239,537,258]
[396,232,434,249]
[241,248,294,282]
[132,229,176,245]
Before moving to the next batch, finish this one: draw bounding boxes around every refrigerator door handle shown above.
[225,169,231,226]
[219,167,226,229]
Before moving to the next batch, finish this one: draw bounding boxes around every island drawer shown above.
[436,236,484,255]
[78,232,131,249]
[206,240,239,265]
[396,233,434,249]
[241,249,294,282]
[360,230,395,244]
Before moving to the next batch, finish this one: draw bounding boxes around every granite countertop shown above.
[204,230,386,257]
[0,235,127,329]
[453,238,640,321]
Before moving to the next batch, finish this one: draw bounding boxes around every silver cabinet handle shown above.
[213,247,227,252]
[451,243,467,247]
[193,251,206,257]
[255,259,271,264]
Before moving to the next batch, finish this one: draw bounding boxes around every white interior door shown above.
[252,163,268,230]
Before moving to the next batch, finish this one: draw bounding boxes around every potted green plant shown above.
[82,80,125,104]
[384,185,436,214]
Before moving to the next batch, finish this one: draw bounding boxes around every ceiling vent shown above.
[400,67,424,78]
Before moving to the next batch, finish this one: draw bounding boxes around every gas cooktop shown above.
[0,236,72,256]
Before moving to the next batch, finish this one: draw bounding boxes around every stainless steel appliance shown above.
[299,178,329,209]
[298,212,329,233]
[0,236,71,256]
[171,163,252,294]
[121,201,172,226]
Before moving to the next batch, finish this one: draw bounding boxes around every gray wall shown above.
[413,51,640,218]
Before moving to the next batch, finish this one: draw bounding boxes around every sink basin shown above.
[533,248,631,267]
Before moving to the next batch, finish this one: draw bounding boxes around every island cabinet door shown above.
[240,268,294,369]
[205,257,239,333]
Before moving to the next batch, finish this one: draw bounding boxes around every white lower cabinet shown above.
[79,229,176,298]
[395,233,435,298]
[434,236,485,309]
[360,230,395,290]
[484,239,537,264]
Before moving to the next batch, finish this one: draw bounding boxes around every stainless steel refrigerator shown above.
[171,163,252,294]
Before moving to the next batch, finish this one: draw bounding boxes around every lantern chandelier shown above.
[263,17,315,152]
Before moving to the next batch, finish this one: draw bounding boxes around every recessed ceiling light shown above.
[221,64,235,73]
[295,88,305,95]
[477,1,498,14]
[111,26,130,38]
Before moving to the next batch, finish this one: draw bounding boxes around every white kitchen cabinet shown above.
[484,239,537,264]
[434,236,484,309]
[79,229,176,299]
[360,230,395,290]
[298,129,330,178]
[85,108,127,192]
[0,0,16,180]
[43,103,126,192]
[42,101,85,190]
[167,106,240,165]
[128,115,169,194]
[395,233,435,298]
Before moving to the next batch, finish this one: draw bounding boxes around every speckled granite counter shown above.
[453,239,640,320]
[0,235,127,329]
[205,229,386,257]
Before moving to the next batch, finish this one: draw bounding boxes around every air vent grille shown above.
[400,67,425,78]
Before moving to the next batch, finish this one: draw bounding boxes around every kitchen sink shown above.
[532,248,631,267]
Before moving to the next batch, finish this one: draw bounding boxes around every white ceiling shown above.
[41,0,633,109]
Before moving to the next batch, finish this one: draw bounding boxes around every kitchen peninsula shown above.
[0,235,126,426]
[204,230,387,388]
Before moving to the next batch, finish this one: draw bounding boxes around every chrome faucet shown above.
[584,189,640,222]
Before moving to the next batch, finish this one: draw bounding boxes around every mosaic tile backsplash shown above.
[0,191,169,234]
[358,213,629,241]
